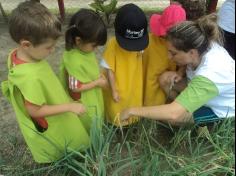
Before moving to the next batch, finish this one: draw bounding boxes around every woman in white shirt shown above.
[218,0,235,59]
[120,14,235,126]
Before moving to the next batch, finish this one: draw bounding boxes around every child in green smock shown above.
[1,1,89,163]
[60,9,107,133]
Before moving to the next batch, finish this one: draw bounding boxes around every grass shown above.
[0,118,234,176]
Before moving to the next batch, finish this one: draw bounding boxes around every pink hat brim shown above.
[150,14,167,37]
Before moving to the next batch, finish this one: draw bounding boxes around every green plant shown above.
[1,118,234,175]
[89,0,118,26]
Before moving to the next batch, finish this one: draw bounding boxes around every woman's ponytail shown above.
[196,13,223,46]
[167,13,223,55]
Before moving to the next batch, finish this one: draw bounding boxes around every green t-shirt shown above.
[176,76,219,113]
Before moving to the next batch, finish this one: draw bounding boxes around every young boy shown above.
[143,3,186,106]
[1,1,89,163]
[101,4,149,126]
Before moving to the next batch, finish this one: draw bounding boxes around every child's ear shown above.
[20,40,32,49]
[75,37,82,46]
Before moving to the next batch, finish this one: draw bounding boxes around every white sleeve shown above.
[99,58,110,69]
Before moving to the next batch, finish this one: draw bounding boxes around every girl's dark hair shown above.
[65,9,107,50]
[167,13,223,55]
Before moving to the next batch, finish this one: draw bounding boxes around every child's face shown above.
[23,39,57,61]
[78,42,97,53]
[75,37,97,53]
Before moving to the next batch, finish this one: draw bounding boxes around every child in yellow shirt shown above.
[101,4,149,126]
[143,3,186,106]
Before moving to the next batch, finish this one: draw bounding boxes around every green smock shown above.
[60,49,104,132]
[1,51,90,163]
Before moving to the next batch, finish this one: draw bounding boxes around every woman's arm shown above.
[121,101,192,124]
[121,76,219,125]
[25,102,86,118]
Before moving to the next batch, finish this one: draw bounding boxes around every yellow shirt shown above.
[143,33,176,106]
[103,37,143,126]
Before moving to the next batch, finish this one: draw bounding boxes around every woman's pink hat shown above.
[150,4,186,36]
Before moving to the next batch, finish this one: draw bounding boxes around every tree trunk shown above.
[30,0,40,2]
[57,0,65,22]
[0,2,8,23]
[207,0,218,13]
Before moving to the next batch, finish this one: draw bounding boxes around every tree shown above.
[89,0,118,26]
[206,0,218,13]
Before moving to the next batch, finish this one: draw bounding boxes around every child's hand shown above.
[96,74,107,88]
[68,103,86,115]
[112,90,120,102]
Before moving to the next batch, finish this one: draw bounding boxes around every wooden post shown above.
[207,0,218,13]
[57,0,65,22]
[0,2,8,23]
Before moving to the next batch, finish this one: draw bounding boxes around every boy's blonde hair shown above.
[9,1,61,46]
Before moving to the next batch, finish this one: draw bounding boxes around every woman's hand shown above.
[166,71,182,84]
[120,108,131,121]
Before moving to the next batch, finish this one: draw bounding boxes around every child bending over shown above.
[1,1,89,163]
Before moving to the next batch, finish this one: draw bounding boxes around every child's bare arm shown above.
[107,69,120,102]
[107,69,116,91]
[72,74,107,92]
[25,102,86,118]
